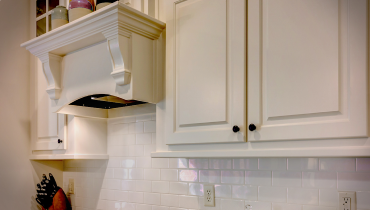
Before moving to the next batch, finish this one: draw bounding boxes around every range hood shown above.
[21,2,165,118]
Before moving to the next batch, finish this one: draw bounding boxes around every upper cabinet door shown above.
[248,0,368,141]
[165,0,246,144]
[35,59,67,150]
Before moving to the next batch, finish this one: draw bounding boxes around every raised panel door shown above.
[248,0,368,141]
[165,0,246,144]
[35,59,66,150]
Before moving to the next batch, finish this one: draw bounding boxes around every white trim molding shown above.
[22,2,165,99]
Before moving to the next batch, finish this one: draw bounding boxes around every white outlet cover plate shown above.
[339,191,356,210]
[204,184,215,207]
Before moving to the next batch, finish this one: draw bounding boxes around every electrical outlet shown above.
[204,184,215,207]
[68,178,74,194]
[339,191,356,210]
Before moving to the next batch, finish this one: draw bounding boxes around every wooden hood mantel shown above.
[21,1,165,100]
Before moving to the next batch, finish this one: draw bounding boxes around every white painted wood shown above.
[154,0,370,157]
[29,154,109,160]
[248,0,368,141]
[165,0,246,144]
[151,146,370,158]
[22,2,165,102]
[36,58,67,150]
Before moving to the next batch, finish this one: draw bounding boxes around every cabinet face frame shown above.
[165,0,246,145]
[247,0,368,141]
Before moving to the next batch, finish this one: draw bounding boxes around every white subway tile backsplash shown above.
[144,144,156,156]
[65,114,370,210]
[161,169,179,181]
[136,157,152,168]
[357,158,370,172]
[302,172,336,189]
[178,195,199,209]
[129,122,144,133]
[319,189,338,207]
[246,171,272,186]
[272,171,301,187]
[302,206,335,210]
[357,191,370,210]
[152,181,170,193]
[259,158,287,170]
[105,168,114,179]
[287,188,318,205]
[136,204,152,210]
[189,183,204,196]
[116,191,129,201]
[272,203,302,210]
[129,168,144,179]
[144,169,161,180]
[258,186,287,202]
[221,171,244,184]
[209,159,232,169]
[320,158,356,171]
[161,194,179,207]
[244,201,271,210]
[144,121,156,133]
[114,168,128,179]
[288,158,318,171]
[215,185,232,198]
[153,158,169,168]
[136,180,152,192]
[338,172,370,191]
[136,133,152,145]
[122,134,136,145]
[136,114,154,122]
[179,170,198,182]
[199,170,221,183]
[106,179,121,190]
[129,191,144,203]
[144,192,161,205]
[170,182,189,195]
[153,206,170,210]
[189,159,209,169]
[121,202,136,210]
[170,158,189,168]
[232,185,257,200]
[233,158,258,170]
[220,199,244,210]
[121,180,135,191]
[121,158,136,168]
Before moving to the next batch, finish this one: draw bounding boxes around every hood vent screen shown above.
[70,94,146,109]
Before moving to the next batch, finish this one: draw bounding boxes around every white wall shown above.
[63,113,370,210]
[0,0,35,209]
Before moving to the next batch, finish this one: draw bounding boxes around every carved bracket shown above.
[38,53,63,99]
[103,28,132,86]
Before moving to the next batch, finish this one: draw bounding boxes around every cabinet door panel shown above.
[35,59,66,150]
[248,0,368,141]
[166,0,246,144]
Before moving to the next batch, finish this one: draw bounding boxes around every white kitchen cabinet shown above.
[247,0,368,141]
[35,59,67,151]
[153,0,370,157]
[164,0,246,144]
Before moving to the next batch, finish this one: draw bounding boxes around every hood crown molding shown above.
[21,2,165,99]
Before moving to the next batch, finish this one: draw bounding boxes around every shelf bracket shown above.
[39,53,63,99]
[103,28,132,86]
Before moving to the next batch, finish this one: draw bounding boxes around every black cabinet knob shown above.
[249,124,256,131]
[232,125,240,133]
[58,139,63,144]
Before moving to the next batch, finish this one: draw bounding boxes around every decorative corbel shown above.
[103,28,132,86]
[38,53,63,99]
